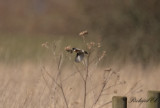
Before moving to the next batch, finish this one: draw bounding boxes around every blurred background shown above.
[0,0,160,65]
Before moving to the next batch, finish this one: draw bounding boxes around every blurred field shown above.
[0,35,160,108]
[0,58,160,108]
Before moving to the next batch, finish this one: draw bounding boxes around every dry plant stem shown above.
[86,84,103,96]
[43,68,60,88]
[41,67,59,107]
[82,36,86,43]
[41,69,52,91]
[91,82,107,108]
[73,62,85,81]
[91,70,113,108]
[42,54,69,108]
[87,76,120,96]
[62,71,77,82]
[52,54,63,107]
[88,76,96,102]
[130,85,143,94]
[84,53,90,108]
[84,81,87,108]
[98,101,112,108]
[57,54,69,108]
[56,57,69,108]
[104,82,123,91]
[124,80,141,95]
[39,86,46,107]
[59,84,69,108]
[48,49,66,107]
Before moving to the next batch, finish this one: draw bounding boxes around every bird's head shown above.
[72,48,76,52]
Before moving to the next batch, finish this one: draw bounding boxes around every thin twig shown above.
[91,81,107,108]
[62,71,78,82]
[41,69,53,91]
[74,63,85,81]
[57,54,69,108]
[60,85,69,108]
[43,67,61,88]
[90,70,113,108]
[98,101,112,108]
[87,76,96,102]
[86,82,104,96]
[125,80,141,95]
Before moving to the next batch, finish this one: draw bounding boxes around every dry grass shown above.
[0,62,160,108]
[0,32,159,108]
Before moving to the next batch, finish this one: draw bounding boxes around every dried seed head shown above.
[79,30,88,37]
[65,45,73,53]
[99,51,106,61]
[86,41,96,50]
[97,43,101,48]
[65,45,72,50]
[87,43,92,50]
[42,42,49,49]
[103,51,106,55]
[90,42,95,46]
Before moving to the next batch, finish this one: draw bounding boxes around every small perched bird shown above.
[65,47,88,63]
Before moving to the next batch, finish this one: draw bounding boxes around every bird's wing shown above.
[75,49,82,53]
[75,53,84,63]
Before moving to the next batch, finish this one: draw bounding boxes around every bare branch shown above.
[62,71,78,83]
[98,101,112,108]
[125,80,141,95]
[73,63,85,81]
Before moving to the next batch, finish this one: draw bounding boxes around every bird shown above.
[65,47,88,63]
[72,48,88,63]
